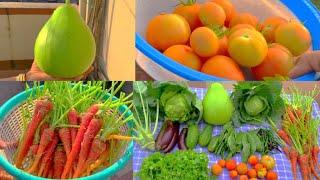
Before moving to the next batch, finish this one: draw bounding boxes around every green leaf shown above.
[231,81,284,126]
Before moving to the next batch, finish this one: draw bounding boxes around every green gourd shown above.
[198,124,213,147]
[202,83,233,125]
[186,123,199,149]
[35,0,96,78]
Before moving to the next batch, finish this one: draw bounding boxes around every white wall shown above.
[0,14,50,61]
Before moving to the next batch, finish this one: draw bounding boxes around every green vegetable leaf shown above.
[138,150,209,180]
[134,81,203,123]
[231,81,285,126]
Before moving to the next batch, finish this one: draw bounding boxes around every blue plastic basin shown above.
[136,0,320,81]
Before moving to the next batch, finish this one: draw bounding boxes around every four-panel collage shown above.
[0,0,319,180]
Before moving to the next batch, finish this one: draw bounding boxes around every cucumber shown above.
[186,123,199,149]
[198,125,213,147]
[207,136,218,152]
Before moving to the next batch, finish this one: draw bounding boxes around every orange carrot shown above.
[68,109,78,144]
[29,144,39,155]
[310,156,320,180]
[53,147,66,179]
[39,123,49,138]
[289,149,298,180]
[28,128,55,174]
[298,154,310,180]
[87,104,100,115]
[38,133,58,176]
[277,129,292,146]
[59,128,72,156]
[47,169,53,179]
[61,112,95,178]
[86,138,107,164]
[312,146,320,171]
[282,146,290,159]
[85,149,109,176]
[73,118,103,178]
[82,138,107,174]
[286,107,296,123]
[14,99,53,168]
[42,158,52,178]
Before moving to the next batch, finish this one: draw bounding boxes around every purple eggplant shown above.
[163,123,180,153]
[178,128,188,150]
[155,120,175,151]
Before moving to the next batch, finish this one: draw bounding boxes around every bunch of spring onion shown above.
[14,81,133,179]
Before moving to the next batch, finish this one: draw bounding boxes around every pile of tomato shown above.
[145,0,312,80]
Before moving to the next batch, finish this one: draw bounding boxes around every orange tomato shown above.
[261,16,287,43]
[198,2,226,26]
[229,13,259,28]
[228,24,256,36]
[217,36,229,55]
[201,55,245,80]
[163,45,202,70]
[275,21,311,56]
[239,175,249,180]
[211,163,223,176]
[247,169,257,178]
[211,0,237,26]
[218,159,226,168]
[229,170,238,179]
[173,3,202,30]
[251,43,294,80]
[190,27,220,57]
[254,163,264,171]
[236,163,248,175]
[228,29,268,67]
[266,170,278,180]
[146,14,191,51]
[248,155,259,166]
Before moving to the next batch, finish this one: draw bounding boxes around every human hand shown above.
[25,61,94,81]
[289,51,320,79]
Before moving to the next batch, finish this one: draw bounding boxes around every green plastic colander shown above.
[0,86,133,180]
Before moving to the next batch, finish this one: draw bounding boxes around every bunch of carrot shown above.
[12,81,133,179]
[270,87,320,180]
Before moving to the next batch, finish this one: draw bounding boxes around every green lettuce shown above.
[133,81,203,123]
[137,150,209,180]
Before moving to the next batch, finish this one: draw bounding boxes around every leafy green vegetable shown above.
[133,81,203,123]
[231,81,285,126]
[137,150,209,180]
[241,139,250,162]
[256,129,282,155]
[210,124,281,161]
